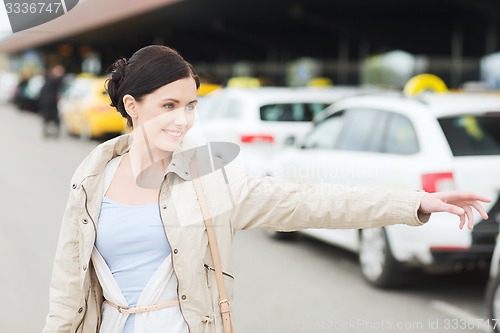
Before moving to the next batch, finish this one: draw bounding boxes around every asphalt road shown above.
[0,103,492,333]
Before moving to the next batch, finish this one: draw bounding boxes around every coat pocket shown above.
[204,263,234,312]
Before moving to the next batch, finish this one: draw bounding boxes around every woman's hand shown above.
[419,191,491,230]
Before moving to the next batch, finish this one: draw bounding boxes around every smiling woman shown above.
[42,45,491,333]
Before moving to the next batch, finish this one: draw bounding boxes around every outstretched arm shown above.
[419,191,491,230]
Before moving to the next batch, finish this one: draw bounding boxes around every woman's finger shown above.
[464,205,474,230]
[442,202,465,216]
[468,200,489,220]
[459,213,466,229]
[452,200,489,220]
[438,191,491,204]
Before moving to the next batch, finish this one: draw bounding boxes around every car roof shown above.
[416,93,500,116]
[206,86,384,103]
[327,92,500,119]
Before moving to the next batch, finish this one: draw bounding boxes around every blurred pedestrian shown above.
[42,45,490,333]
[13,69,31,111]
[39,65,65,138]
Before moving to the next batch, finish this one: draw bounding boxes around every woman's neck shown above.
[127,144,173,189]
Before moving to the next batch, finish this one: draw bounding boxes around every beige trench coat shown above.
[42,134,428,333]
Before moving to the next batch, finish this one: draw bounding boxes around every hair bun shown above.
[111,58,127,83]
[107,57,127,108]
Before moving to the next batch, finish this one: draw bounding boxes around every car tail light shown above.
[93,105,111,112]
[240,134,274,143]
[421,172,455,193]
[430,246,469,251]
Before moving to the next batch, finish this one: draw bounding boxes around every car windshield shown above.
[438,113,500,156]
[260,103,329,122]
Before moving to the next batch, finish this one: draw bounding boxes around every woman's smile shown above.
[162,129,183,139]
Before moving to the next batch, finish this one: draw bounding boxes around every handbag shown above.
[191,161,234,333]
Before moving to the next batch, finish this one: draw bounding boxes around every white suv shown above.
[198,86,380,176]
[267,90,500,287]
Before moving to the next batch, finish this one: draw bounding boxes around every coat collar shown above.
[72,134,196,185]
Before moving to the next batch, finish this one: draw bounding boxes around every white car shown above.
[0,71,18,103]
[198,86,381,176]
[266,90,500,287]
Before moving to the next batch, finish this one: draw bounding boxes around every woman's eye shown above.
[164,103,175,110]
[185,104,196,111]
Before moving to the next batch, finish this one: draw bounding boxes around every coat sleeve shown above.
[230,175,429,232]
[42,190,83,333]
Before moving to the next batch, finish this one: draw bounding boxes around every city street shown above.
[0,102,491,333]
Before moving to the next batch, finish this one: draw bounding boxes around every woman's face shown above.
[130,77,198,153]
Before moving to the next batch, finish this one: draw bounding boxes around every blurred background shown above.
[2,0,500,89]
[2,0,500,332]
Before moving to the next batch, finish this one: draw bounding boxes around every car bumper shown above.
[88,112,126,137]
[430,244,494,265]
[430,207,499,266]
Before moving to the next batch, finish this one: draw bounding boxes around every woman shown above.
[42,45,490,333]
[39,65,65,137]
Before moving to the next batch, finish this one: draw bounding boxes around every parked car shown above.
[199,86,381,175]
[486,235,500,333]
[197,82,221,96]
[266,79,500,288]
[59,74,127,139]
[14,73,45,112]
[0,71,19,103]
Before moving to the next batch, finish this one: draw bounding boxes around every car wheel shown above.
[269,231,297,240]
[359,227,403,288]
[59,118,70,136]
[486,273,500,332]
[80,123,93,140]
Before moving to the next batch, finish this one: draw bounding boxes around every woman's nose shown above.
[173,108,188,125]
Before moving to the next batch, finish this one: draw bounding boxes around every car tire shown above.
[359,227,404,288]
[59,118,70,137]
[486,272,500,332]
[80,123,93,141]
[270,231,297,241]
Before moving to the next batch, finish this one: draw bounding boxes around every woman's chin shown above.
[155,142,182,153]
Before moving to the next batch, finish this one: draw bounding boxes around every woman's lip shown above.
[162,129,183,138]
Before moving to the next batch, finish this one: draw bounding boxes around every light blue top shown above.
[95,156,171,333]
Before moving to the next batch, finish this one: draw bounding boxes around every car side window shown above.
[260,103,330,122]
[302,111,345,149]
[383,113,419,154]
[336,108,383,151]
[438,115,500,156]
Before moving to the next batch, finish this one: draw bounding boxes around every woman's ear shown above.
[123,94,139,120]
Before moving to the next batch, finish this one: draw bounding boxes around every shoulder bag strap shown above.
[190,159,233,333]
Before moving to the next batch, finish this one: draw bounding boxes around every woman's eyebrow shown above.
[160,98,198,104]
[160,98,180,103]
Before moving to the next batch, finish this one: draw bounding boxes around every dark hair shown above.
[106,45,200,127]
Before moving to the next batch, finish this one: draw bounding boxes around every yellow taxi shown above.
[197,82,221,96]
[59,74,128,139]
